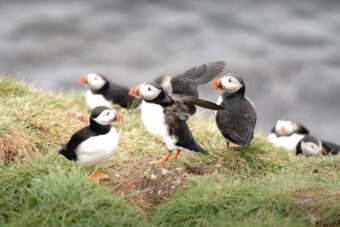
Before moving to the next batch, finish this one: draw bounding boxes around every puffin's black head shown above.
[212,73,245,95]
[129,82,171,104]
[80,73,109,90]
[298,135,324,156]
[90,106,124,126]
[273,120,309,137]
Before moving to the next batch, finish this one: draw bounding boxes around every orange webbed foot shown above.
[89,170,110,180]
[150,151,173,164]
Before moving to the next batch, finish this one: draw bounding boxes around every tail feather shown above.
[59,144,77,161]
[59,144,66,153]
[175,121,209,155]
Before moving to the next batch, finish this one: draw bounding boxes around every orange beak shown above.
[211,79,220,90]
[80,75,88,85]
[129,86,139,97]
[115,112,124,122]
[320,146,327,155]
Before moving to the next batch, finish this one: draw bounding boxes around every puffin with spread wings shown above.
[129,61,226,163]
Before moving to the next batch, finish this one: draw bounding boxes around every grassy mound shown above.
[0,77,339,226]
[0,77,86,164]
[0,154,146,226]
[152,173,340,226]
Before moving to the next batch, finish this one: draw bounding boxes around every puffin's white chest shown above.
[141,101,177,150]
[268,133,305,151]
[85,90,111,110]
[76,128,119,166]
[141,101,169,138]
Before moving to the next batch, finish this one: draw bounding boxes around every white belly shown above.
[141,101,177,150]
[268,133,305,152]
[85,90,112,110]
[76,128,119,166]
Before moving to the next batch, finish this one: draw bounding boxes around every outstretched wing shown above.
[165,94,224,121]
[170,61,226,97]
[174,61,226,84]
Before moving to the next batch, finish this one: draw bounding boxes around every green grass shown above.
[0,154,146,226]
[152,173,340,227]
[0,76,339,226]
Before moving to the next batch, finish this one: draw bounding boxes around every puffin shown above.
[268,120,309,151]
[129,61,223,164]
[59,106,123,179]
[80,73,138,110]
[211,73,257,148]
[296,135,340,156]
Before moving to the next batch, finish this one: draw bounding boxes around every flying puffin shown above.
[59,106,123,179]
[296,135,340,156]
[128,62,225,163]
[211,73,257,148]
[80,73,138,110]
[268,120,309,151]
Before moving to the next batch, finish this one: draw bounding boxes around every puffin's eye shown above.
[106,111,110,116]
[148,86,151,91]
[229,78,232,83]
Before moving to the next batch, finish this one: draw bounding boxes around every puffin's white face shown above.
[220,75,243,93]
[138,83,162,101]
[275,120,296,136]
[92,109,116,125]
[85,73,106,90]
[301,141,322,156]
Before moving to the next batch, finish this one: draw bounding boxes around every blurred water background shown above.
[1,0,339,141]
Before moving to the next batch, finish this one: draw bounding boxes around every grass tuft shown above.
[0,77,86,163]
[0,154,146,226]
[152,173,340,226]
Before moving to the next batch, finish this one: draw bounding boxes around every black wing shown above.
[59,127,93,161]
[321,140,340,155]
[178,95,225,110]
[296,139,303,155]
[164,103,208,154]
[174,120,208,154]
[167,94,224,121]
[106,82,137,109]
[171,61,226,97]
[175,61,226,84]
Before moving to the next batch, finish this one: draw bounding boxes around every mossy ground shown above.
[0,77,339,226]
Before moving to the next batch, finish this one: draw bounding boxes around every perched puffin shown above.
[129,79,225,163]
[59,106,123,179]
[155,61,226,98]
[80,73,138,110]
[211,73,257,148]
[268,120,309,151]
[296,135,340,156]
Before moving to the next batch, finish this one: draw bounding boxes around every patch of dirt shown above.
[0,130,38,164]
[294,189,340,209]
[105,158,208,210]
[293,189,340,225]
